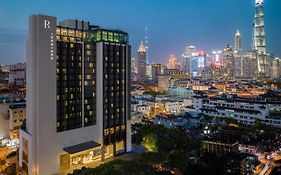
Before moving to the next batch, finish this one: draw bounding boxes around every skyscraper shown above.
[242,51,258,79]
[253,0,267,78]
[223,45,235,80]
[181,46,197,74]
[144,26,150,64]
[234,30,243,78]
[191,51,207,79]
[167,55,180,69]
[19,14,131,174]
[137,41,147,84]
[234,30,242,56]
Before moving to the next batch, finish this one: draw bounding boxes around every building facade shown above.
[9,63,26,86]
[19,14,131,175]
[242,51,258,79]
[193,92,281,127]
[167,55,180,69]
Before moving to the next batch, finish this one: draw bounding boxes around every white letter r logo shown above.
[44,20,51,29]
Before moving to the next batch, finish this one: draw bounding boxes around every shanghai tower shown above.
[253,0,267,78]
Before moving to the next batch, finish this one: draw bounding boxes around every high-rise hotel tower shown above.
[253,0,267,78]
[19,14,131,175]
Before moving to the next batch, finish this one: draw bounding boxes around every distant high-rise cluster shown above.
[178,0,280,81]
[132,0,280,85]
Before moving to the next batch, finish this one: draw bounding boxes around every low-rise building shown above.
[8,102,26,139]
[154,115,188,128]
[9,63,26,86]
[193,90,281,127]
[168,87,193,99]
[153,111,202,129]
[163,99,184,114]
[158,75,170,91]
[201,140,239,156]
[0,101,26,146]
[131,112,143,124]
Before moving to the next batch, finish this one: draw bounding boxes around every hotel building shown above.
[19,14,131,175]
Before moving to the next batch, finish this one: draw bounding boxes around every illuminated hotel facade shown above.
[19,14,131,174]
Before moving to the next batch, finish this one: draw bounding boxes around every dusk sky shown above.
[0,0,281,65]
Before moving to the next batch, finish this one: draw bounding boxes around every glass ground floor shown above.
[60,140,126,171]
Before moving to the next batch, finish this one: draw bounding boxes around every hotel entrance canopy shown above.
[63,141,101,154]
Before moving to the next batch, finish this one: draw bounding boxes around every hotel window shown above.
[86,51,91,55]
[102,31,107,40]
[89,63,94,68]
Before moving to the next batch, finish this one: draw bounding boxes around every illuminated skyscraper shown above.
[137,41,147,83]
[144,26,150,64]
[234,30,243,78]
[167,55,180,69]
[191,51,207,78]
[234,30,242,56]
[181,46,197,74]
[223,45,235,80]
[253,0,267,78]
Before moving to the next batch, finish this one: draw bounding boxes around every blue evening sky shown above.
[0,0,280,65]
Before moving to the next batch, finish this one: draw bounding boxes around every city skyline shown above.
[0,0,281,65]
